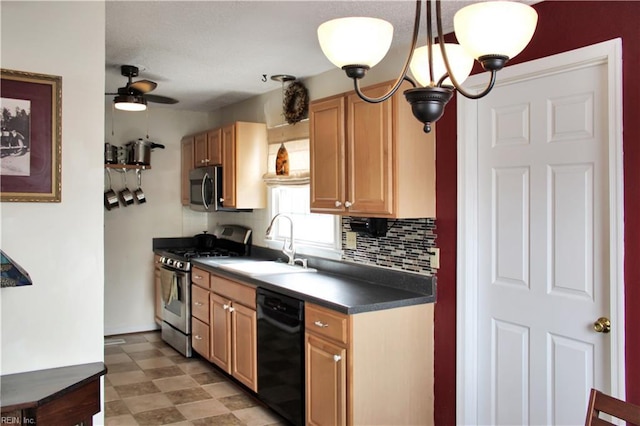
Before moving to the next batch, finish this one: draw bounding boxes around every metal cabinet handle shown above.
[228,306,235,313]
[194,302,203,307]
[333,354,342,362]
[314,320,328,328]
[194,275,202,279]
[335,200,342,207]
[194,335,203,340]
[223,304,229,310]
[344,201,352,208]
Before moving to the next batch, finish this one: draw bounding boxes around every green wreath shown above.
[283,81,308,124]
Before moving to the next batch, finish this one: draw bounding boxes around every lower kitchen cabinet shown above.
[192,317,210,358]
[192,272,258,393]
[306,332,347,426]
[305,302,434,425]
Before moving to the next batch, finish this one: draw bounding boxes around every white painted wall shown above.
[103,106,210,335]
[0,0,105,372]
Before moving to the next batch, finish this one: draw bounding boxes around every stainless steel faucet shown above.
[265,213,303,266]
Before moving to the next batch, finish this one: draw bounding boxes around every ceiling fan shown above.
[106,65,178,111]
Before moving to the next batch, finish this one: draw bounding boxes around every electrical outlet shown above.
[430,247,440,269]
[346,232,357,250]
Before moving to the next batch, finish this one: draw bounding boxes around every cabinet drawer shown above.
[305,304,349,345]
[192,284,210,324]
[192,267,210,289]
[192,317,210,359]
[211,275,256,309]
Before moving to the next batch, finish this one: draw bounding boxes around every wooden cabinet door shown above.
[207,128,222,166]
[306,333,347,426]
[180,136,194,205]
[194,132,208,167]
[346,84,393,216]
[231,303,257,392]
[310,96,346,213]
[221,123,236,208]
[210,293,232,374]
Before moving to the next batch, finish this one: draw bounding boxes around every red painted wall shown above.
[434,2,640,424]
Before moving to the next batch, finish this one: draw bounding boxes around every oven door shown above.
[160,266,191,334]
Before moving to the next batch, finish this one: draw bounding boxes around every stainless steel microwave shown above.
[189,166,222,212]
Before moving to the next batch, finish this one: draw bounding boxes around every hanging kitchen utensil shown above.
[104,142,118,164]
[104,169,119,210]
[126,138,165,166]
[117,169,134,206]
[133,169,146,204]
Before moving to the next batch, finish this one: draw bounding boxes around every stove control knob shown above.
[159,257,166,264]
[177,262,184,269]
[167,259,174,266]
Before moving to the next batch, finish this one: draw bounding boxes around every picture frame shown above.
[0,68,62,202]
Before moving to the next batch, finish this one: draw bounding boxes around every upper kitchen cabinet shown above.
[181,135,195,206]
[310,80,436,218]
[194,129,222,168]
[220,122,267,210]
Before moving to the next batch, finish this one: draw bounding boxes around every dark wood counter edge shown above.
[0,362,107,412]
[189,259,436,315]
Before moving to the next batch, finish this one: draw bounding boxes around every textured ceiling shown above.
[105,1,524,112]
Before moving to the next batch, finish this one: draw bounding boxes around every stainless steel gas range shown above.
[157,225,252,357]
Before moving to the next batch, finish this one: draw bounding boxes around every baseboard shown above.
[104,323,160,337]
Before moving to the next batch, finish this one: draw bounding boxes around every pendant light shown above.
[317,0,538,133]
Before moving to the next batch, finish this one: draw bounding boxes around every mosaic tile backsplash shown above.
[341,217,437,275]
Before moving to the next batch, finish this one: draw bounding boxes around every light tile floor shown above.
[104,331,286,426]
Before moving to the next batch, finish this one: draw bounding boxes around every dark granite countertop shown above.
[190,257,435,315]
[154,238,436,315]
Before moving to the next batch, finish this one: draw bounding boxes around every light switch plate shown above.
[346,232,357,249]
[430,247,440,269]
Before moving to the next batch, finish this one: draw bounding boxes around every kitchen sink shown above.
[217,261,316,276]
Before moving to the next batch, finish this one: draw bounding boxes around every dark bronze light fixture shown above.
[317,0,538,133]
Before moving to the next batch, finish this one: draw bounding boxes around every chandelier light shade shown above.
[454,1,538,63]
[317,17,393,69]
[410,43,474,87]
[317,0,538,133]
[114,94,147,111]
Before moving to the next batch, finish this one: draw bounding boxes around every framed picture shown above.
[0,68,61,202]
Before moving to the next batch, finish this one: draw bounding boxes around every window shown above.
[267,185,341,259]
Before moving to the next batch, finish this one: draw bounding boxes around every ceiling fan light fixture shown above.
[114,94,147,111]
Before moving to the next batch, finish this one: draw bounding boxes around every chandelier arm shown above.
[435,0,498,100]
[351,0,422,104]
[426,0,435,85]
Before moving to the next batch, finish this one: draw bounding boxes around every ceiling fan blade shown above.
[129,79,157,94]
[145,94,179,105]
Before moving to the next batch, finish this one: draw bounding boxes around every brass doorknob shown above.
[593,317,611,333]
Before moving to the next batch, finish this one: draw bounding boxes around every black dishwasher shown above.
[256,287,304,426]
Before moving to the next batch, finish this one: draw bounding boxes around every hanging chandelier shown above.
[317,0,538,133]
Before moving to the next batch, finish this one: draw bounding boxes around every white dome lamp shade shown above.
[409,43,475,88]
[454,1,538,72]
[114,94,147,111]
[317,17,393,79]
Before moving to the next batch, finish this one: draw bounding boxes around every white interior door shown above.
[457,39,624,426]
